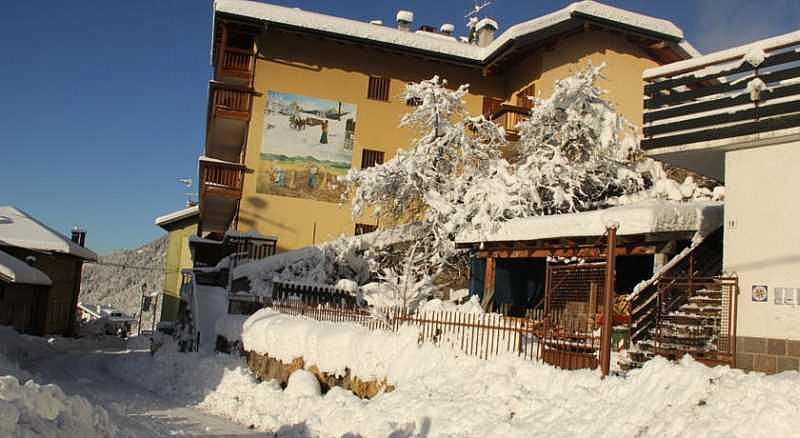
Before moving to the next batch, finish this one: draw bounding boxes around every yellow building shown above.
[198,0,699,252]
[154,205,199,321]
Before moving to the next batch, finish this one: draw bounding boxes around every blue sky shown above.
[0,0,797,253]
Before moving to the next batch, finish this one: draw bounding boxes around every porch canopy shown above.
[456,200,723,258]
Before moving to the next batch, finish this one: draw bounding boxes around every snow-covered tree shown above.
[511,63,644,214]
[341,76,506,273]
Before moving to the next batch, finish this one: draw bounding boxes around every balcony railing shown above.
[200,159,244,199]
[210,82,254,122]
[220,47,254,80]
[642,31,800,150]
[490,104,530,141]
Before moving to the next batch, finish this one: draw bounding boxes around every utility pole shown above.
[137,283,146,336]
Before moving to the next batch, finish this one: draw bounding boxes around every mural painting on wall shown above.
[256,90,357,203]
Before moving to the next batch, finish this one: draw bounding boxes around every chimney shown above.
[440,23,455,36]
[396,10,414,32]
[475,18,498,47]
[71,227,87,247]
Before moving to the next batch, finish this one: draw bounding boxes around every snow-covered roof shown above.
[456,200,723,245]
[0,206,98,261]
[0,249,52,286]
[644,29,800,80]
[214,0,695,64]
[154,205,199,228]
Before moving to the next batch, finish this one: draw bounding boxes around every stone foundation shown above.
[736,336,800,374]
[246,351,395,399]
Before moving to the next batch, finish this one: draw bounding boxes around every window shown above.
[367,77,391,101]
[355,223,378,235]
[483,97,503,117]
[516,84,535,109]
[361,149,385,170]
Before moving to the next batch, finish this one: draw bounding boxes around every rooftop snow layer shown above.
[0,206,98,261]
[215,0,691,63]
[154,205,199,227]
[456,200,723,244]
[0,248,52,286]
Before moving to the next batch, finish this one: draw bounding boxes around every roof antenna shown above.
[465,1,493,44]
[177,178,197,207]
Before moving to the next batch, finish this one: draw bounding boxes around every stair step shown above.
[688,296,722,306]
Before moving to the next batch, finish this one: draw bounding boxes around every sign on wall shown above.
[752,284,768,302]
[256,91,357,203]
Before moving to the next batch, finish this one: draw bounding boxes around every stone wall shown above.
[246,351,394,399]
[736,336,800,374]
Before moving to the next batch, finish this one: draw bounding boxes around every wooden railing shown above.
[490,104,530,140]
[220,47,254,79]
[211,82,253,122]
[642,31,800,150]
[200,160,244,198]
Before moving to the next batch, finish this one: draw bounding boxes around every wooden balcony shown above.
[490,104,530,141]
[642,32,800,152]
[200,158,244,200]
[219,47,254,81]
[210,82,254,122]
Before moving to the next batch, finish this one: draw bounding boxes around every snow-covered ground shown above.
[0,327,259,437]
[106,311,800,437]
[4,307,800,437]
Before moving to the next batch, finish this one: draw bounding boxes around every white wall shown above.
[725,140,800,339]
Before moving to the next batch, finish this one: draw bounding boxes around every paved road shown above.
[19,345,264,437]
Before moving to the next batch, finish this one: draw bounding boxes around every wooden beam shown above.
[476,244,655,259]
[481,256,497,311]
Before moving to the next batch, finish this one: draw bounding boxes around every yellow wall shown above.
[504,30,659,127]
[236,29,661,252]
[161,219,197,321]
[237,31,497,251]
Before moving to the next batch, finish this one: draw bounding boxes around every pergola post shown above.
[481,256,497,312]
[600,225,617,377]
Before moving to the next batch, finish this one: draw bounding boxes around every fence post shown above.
[600,225,617,377]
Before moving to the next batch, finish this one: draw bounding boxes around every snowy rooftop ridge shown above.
[0,248,52,286]
[456,200,723,245]
[0,206,98,261]
[154,205,199,227]
[214,0,692,63]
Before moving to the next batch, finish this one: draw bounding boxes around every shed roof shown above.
[0,249,52,286]
[214,0,698,65]
[155,205,200,228]
[456,200,723,245]
[0,206,97,261]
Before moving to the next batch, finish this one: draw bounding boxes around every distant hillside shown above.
[80,236,168,318]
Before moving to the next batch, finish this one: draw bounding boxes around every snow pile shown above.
[418,295,483,314]
[0,376,119,437]
[112,311,800,437]
[0,330,119,437]
[284,370,321,397]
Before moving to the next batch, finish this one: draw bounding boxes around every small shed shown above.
[0,206,98,336]
[455,200,724,317]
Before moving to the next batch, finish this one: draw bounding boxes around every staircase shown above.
[626,286,728,369]
[622,227,737,370]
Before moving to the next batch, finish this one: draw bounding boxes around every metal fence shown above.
[260,298,600,367]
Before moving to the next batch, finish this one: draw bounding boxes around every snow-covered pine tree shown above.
[511,63,644,214]
[341,76,506,274]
